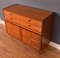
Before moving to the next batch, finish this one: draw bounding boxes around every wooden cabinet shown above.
[3,4,54,52]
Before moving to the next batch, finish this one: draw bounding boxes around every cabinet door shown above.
[30,32,41,50]
[22,29,31,45]
[5,22,21,40]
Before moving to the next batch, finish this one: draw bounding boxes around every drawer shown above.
[4,10,12,16]
[18,21,30,28]
[31,40,40,50]
[4,15,12,21]
[19,22,42,33]
[31,32,41,43]
[30,19,42,27]
[4,15,21,24]
[5,16,18,23]
[29,25,42,33]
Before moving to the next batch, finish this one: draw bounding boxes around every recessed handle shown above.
[29,25,31,27]
[10,13,12,15]
[28,20,31,21]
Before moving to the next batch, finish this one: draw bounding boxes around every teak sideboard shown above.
[3,4,54,53]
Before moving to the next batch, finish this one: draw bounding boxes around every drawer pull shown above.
[10,14,12,15]
[28,20,31,21]
[29,25,31,27]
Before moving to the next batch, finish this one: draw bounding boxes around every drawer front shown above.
[31,32,41,43]
[4,15,11,21]
[19,23,42,34]
[4,10,12,16]
[19,22,42,33]
[30,25,42,33]
[5,16,19,24]
[30,19,42,27]
[19,21,31,28]
[31,40,40,50]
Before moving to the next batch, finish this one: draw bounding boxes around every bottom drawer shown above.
[31,40,41,50]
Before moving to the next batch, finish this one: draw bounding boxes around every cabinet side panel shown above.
[41,13,54,50]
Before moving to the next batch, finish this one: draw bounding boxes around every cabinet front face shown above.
[22,29,31,45]
[30,32,41,50]
[5,22,21,40]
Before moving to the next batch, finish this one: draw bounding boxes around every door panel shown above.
[5,22,21,40]
[22,29,31,45]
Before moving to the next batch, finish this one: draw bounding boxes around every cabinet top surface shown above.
[3,4,54,21]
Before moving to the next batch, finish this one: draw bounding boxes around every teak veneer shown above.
[3,4,54,53]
